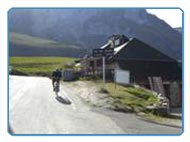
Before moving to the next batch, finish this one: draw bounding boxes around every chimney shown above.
[108,34,129,48]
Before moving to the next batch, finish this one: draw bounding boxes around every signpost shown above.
[93,48,114,89]
[103,48,114,56]
[92,49,104,57]
[93,48,114,57]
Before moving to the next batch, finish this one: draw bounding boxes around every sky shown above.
[146,9,182,28]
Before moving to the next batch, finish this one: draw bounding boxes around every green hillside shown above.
[9,32,86,57]
[10,32,79,48]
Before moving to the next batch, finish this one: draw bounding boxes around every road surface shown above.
[9,76,182,134]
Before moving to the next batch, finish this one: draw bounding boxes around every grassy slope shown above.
[99,82,160,113]
[102,82,180,124]
[10,32,78,49]
[10,57,77,76]
[79,76,160,113]
[10,32,86,57]
[89,81,180,124]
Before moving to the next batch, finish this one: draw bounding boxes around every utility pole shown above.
[93,48,114,89]
[102,56,106,89]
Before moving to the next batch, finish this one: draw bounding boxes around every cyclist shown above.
[52,69,62,91]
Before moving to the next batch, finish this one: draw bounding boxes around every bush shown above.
[79,75,101,81]
[99,88,109,94]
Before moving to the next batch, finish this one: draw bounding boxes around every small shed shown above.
[63,69,77,81]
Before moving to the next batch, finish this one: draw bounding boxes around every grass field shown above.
[79,76,161,113]
[98,82,160,113]
[10,57,77,76]
[92,81,180,123]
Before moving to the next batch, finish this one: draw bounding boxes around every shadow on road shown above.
[56,95,71,105]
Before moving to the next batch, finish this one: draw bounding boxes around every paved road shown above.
[9,76,182,134]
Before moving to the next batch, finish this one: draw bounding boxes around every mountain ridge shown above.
[9,9,182,59]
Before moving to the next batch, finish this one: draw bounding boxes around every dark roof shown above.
[114,38,176,62]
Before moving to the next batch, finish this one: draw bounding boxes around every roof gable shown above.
[114,38,176,62]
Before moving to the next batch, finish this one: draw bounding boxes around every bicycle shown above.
[53,80,60,96]
[53,79,72,105]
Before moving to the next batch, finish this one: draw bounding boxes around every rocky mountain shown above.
[9,9,182,59]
